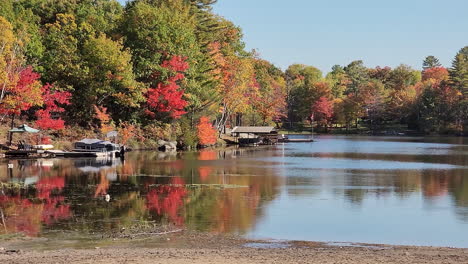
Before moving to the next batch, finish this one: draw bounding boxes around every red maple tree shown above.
[311,97,334,128]
[0,66,43,116]
[35,84,71,130]
[146,56,189,119]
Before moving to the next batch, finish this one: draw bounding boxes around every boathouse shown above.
[231,126,278,145]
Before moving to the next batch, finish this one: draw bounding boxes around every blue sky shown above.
[119,0,468,73]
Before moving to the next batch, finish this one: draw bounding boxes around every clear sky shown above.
[211,0,468,73]
[117,0,468,74]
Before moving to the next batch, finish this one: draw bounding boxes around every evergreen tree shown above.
[449,46,468,97]
[343,60,369,95]
[423,55,441,70]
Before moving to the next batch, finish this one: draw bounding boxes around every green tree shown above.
[81,33,145,122]
[449,46,468,97]
[423,55,442,70]
[343,60,369,95]
[41,13,90,90]
[121,0,199,83]
[326,65,348,99]
[449,46,468,133]
[285,64,322,123]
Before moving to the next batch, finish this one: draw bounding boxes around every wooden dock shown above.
[5,150,119,159]
[5,150,53,158]
[47,150,118,158]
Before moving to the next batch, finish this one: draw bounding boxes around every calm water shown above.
[1,135,468,247]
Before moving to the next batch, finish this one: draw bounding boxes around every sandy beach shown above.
[1,231,468,264]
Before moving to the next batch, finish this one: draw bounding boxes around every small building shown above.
[231,126,278,146]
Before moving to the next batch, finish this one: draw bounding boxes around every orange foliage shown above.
[197,116,217,146]
[422,67,449,82]
[118,122,136,145]
[94,105,114,134]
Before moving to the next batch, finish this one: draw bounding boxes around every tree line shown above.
[287,51,467,135]
[0,0,467,148]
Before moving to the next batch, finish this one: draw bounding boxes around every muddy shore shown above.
[1,230,468,264]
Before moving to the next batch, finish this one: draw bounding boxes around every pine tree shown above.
[422,55,442,70]
[449,47,468,97]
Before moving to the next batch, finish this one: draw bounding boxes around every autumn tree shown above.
[81,33,145,122]
[94,105,114,135]
[311,97,333,131]
[285,64,322,124]
[145,55,189,120]
[360,80,387,130]
[117,122,136,145]
[0,16,24,109]
[251,59,286,125]
[35,84,71,130]
[422,67,449,82]
[197,116,217,146]
[0,66,43,125]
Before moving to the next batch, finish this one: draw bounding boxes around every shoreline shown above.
[1,231,468,264]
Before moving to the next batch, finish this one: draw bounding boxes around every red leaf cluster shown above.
[146,56,189,119]
[312,97,334,122]
[35,84,71,130]
[0,67,42,115]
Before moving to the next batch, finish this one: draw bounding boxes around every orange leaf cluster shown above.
[197,116,217,146]
[94,105,114,134]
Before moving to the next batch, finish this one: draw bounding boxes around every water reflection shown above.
[0,148,282,237]
[1,136,468,247]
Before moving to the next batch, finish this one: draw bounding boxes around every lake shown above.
[1,135,468,247]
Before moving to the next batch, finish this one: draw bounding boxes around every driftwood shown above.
[129,229,184,237]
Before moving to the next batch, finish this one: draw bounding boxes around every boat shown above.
[69,139,122,158]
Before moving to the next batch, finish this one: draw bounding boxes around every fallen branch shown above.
[128,229,184,237]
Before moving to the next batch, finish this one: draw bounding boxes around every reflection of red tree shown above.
[36,177,65,199]
[36,177,71,227]
[41,197,70,225]
[0,196,41,236]
[146,178,187,226]
[0,177,71,237]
